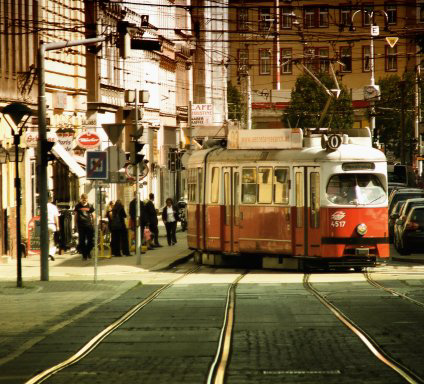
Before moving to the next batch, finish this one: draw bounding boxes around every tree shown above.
[375,72,423,163]
[284,73,354,132]
[227,81,243,121]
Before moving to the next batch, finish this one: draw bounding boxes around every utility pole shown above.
[400,80,406,165]
[188,100,193,153]
[415,65,422,174]
[38,37,106,281]
[273,0,280,91]
[247,72,252,130]
[135,89,141,265]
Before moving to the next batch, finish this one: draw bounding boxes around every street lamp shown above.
[0,146,8,163]
[1,102,32,288]
[350,9,389,144]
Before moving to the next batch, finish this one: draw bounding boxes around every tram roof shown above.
[188,144,386,165]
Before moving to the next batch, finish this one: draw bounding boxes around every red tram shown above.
[186,129,389,270]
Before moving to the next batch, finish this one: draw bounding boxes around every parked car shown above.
[388,200,406,242]
[394,206,424,255]
[393,198,424,245]
[388,189,424,214]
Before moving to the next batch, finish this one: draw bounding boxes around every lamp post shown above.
[350,10,389,144]
[1,102,32,288]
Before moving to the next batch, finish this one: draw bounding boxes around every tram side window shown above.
[211,167,220,203]
[274,168,289,204]
[188,169,197,202]
[198,168,204,204]
[296,172,304,228]
[242,168,257,204]
[310,172,320,228]
[258,167,272,203]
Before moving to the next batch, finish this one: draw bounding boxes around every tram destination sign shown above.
[227,128,303,150]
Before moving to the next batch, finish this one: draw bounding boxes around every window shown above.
[318,48,329,72]
[326,174,386,205]
[237,8,249,31]
[386,45,397,71]
[211,167,220,203]
[238,49,249,73]
[340,5,352,27]
[281,48,292,74]
[274,168,289,204]
[259,7,271,31]
[362,46,371,72]
[242,168,257,204]
[259,49,271,75]
[304,6,329,28]
[310,172,320,228]
[188,168,197,202]
[198,168,203,204]
[296,172,303,227]
[340,46,352,72]
[385,3,397,24]
[258,167,272,203]
[224,172,230,225]
[419,2,424,23]
[304,47,329,73]
[363,4,374,26]
[281,7,292,29]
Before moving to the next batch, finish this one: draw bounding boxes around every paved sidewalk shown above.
[0,228,193,368]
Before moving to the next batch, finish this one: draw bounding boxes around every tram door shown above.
[294,166,321,257]
[223,167,240,253]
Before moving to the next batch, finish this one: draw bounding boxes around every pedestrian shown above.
[145,193,162,247]
[105,201,114,232]
[162,197,179,246]
[47,193,60,261]
[110,200,130,257]
[129,192,147,252]
[74,193,95,260]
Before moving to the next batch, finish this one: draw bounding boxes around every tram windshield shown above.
[326,174,386,205]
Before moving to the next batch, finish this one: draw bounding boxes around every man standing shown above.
[129,192,146,252]
[74,193,95,260]
[145,193,162,247]
[47,193,60,261]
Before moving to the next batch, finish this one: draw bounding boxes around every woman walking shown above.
[162,198,179,246]
[110,200,130,256]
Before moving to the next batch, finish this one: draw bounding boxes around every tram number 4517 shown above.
[331,220,346,228]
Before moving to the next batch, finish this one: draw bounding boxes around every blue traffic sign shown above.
[86,151,108,180]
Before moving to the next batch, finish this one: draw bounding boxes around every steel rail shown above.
[26,266,200,384]
[206,273,247,384]
[303,274,424,384]
[364,269,424,309]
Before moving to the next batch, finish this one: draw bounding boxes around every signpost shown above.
[86,151,108,180]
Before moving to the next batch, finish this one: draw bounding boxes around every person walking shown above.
[110,200,130,257]
[47,193,60,261]
[129,192,147,252]
[145,193,162,247]
[162,198,179,246]
[74,193,95,260]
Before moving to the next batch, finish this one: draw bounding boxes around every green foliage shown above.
[375,72,422,160]
[284,72,354,131]
[227,81,243,121]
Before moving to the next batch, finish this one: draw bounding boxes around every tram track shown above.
[25,266,201,384]
[303,273,424,384]
[364,269,424,309]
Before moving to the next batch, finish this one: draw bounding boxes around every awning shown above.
[52,142,85,178]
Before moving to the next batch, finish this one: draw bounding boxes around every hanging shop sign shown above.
[76,131,101,149]
[191,104,213,126]
[24,132,57,147]
[56,130,74,151]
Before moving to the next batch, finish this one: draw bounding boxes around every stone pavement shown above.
[0,226,193,368]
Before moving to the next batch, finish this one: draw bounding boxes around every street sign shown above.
[371,25,379,36]
[102,123,125,145]
[86,151,108,180]
[385,37,399,48]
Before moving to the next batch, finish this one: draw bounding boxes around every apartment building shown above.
[229,1,422,129]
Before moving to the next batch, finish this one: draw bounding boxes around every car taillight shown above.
[406,221,420,230]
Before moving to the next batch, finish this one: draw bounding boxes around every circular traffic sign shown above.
[76,131,101,149]
[125,163,149,181]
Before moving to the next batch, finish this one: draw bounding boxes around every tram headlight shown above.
[356,223,367,236]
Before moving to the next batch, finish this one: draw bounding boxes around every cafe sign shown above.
[76,131,101,149]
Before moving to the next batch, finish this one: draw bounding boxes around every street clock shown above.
[363,85,381,101]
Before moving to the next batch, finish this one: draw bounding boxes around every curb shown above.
[391,256,424,264]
